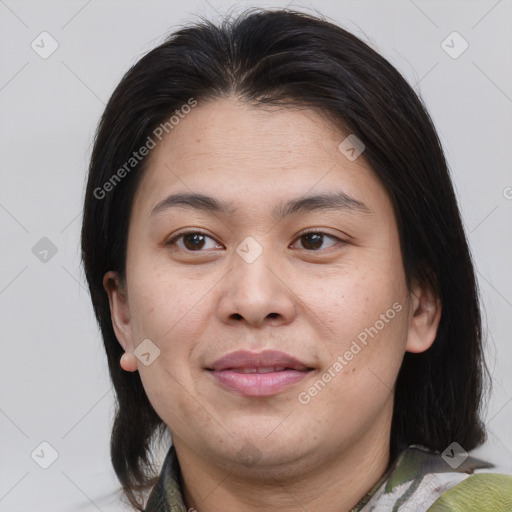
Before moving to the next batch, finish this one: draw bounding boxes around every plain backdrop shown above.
[1,1,511,511]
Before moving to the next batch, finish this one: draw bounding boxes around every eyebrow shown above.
[150,191,371,219]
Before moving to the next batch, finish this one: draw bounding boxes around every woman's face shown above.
[106,97,439,474]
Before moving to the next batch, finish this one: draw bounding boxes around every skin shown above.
[104,97,441,511]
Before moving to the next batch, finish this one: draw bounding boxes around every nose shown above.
[216,242,297,328]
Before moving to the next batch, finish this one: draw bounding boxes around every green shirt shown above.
[144,444,512,511]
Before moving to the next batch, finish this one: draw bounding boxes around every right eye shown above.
[166,230,224,252]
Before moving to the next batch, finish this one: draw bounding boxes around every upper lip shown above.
[208,350,311,371]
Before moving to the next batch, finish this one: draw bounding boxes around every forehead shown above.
[131,97,389,219]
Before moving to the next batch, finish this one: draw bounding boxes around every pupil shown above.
[303,233,322,250]
[185,233,205,250]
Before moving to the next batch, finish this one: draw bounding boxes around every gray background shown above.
[1,0,511,511]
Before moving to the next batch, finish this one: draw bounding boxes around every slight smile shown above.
[206,349,315,397]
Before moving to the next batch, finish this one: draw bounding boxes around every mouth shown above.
[227,366,304,373]
[206,350,314,397]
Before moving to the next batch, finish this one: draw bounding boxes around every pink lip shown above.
[207,350,313,397]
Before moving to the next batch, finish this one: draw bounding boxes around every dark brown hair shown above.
[81,8,489,510]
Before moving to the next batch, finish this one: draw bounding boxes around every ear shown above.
[103,271,134,353]
[405,278,442,354]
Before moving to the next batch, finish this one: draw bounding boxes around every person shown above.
[80,8,512,512]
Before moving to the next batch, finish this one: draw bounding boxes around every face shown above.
[105,97,440,476]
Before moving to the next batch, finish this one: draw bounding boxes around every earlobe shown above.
[103,271,134,354]
[405,279,442,354]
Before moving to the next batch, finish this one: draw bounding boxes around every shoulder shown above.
[427,472,512,511]
[356,444,512,512]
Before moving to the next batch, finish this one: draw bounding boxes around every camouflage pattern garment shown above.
[144,444,512,512]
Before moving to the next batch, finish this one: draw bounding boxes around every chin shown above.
[219,443,320,484]
[212,431,313,465]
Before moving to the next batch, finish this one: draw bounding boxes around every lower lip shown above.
[209,369,311,397]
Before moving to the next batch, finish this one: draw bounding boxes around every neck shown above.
[173,415,393,512]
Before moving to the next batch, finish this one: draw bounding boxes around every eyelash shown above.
[166,228,344,252]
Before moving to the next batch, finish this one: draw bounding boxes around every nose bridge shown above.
[217,235,295,326]
[233,235,280,296]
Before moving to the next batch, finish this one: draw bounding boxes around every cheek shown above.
[306,257,409,401]
[127,263,205,338]
[310,260,405,334]
[130,276,210,431]
[301,305,408,435]
[139,362,213,440]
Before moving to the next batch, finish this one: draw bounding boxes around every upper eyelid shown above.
[298,229,342,240]
[167,229,219,247]
[292,231,343,249]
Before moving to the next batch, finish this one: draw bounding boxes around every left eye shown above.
[291,231,341,251]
